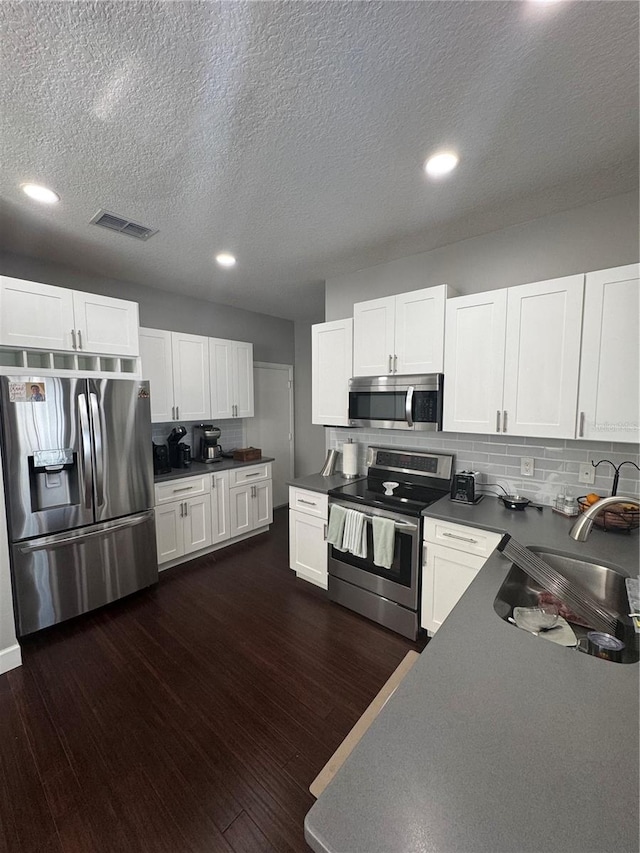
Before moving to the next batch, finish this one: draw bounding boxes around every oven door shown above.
[327,499,421,609]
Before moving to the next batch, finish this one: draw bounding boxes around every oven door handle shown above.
[392,520,418,531]
[405,386,415,428]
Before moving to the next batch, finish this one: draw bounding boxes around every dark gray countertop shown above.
[154,457,274,484]
[305,495,639,853]
[287,473,364,494]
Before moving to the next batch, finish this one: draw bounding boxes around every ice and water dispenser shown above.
[28,448,80,511]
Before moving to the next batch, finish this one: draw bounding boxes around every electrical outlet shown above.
[521,457,534,477]
[578,463,595,485]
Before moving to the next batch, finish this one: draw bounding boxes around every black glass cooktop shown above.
[329,477,448,517]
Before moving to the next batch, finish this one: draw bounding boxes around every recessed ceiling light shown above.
[216,252,236,268]
[21,183,60,204]
[424,151,459,178]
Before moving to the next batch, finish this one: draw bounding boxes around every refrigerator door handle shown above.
[78,393,93,509]
[17,512,153,553]
[89,391,105,507]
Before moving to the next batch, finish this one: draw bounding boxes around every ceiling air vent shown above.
[90,209,158,241]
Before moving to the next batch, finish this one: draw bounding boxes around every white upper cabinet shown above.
[141,328,253,423]
[312,318,353,426]
[576,264,639,444]
[0,277,75,351]
[443,290,507,434]
[0,276,139,356]
[394,286,446,374]
[445,275,584,439]
[209,338,234,419]
[171,333,211,422]
[142,329,211,422]
[233,341,255,418]
[502,275,584,438]
[353,285,448,376]
[353,296,396,376]
[72,292,139,356]
[209,338,254,420]
[139,328,174,422]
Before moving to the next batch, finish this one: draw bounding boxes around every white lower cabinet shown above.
[155,502,185,564]
[154,465,270,567]
[211,470,231,545]
[421,518,501,635]
[183,494,212,555]
[229,463,273,539]
[288,487,328,589]
[154,488,213,565]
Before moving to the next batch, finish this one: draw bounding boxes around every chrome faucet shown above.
[569,496,640,541]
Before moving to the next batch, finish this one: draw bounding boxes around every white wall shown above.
[325,192,639,319]
[0,452,21,674]
[0,250,295,364]
[294,321,327,477]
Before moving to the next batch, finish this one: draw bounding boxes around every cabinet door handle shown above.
[394,354,397,373]
[502,410,508,433]
[171,406,175,419]
[496,410,501,433]
[211,477,215,489]
[172,485,193,492]
[442,531,478,544]
[179,502,184,517]
[388,354,392,374]
[185,502,188,517]
[77,330,83,350]
[176,406,180,419]
[299,498,317,506]
[579,411,585,437]
[71,329,77,350]
[323,523,328,540]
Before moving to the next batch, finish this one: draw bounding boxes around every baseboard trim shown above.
[159,526,271,571]
[0,643,22,675]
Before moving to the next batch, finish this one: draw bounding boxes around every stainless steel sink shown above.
[494,548,639,664]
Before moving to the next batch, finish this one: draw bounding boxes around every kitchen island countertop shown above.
[155,457,274,484]
[305,495,639,853]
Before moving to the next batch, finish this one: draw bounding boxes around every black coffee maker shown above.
[152,442,171,475]
[167,426,187,468]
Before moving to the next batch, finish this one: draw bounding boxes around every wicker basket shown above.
[577,496,640,533]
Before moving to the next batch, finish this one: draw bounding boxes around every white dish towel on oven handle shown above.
[342,508,367,559]
[372,516,395,569]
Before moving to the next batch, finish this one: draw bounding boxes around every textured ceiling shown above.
[0,1,638,321]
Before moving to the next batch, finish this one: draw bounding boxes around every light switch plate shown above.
[521,457,534,477]
[578,463,595,485]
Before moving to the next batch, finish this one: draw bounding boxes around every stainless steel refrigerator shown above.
[0,376,158,636]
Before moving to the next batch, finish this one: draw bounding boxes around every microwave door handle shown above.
[89,391,105,507]
[78,393,93,509]
[405,386,415,428]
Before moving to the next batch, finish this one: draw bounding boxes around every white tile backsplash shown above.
[152,419,245,455]
[328,428,640,503]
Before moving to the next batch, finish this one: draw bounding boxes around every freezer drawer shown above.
[11,511,158,636]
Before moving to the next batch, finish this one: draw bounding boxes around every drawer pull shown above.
[298,499,317,506]
[172,485,194,492]
[244,472,261,478]
[442,531,478,544]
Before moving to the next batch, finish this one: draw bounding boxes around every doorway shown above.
[245,363,294,508]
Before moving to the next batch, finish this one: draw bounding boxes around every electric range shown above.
[327,446,455,639]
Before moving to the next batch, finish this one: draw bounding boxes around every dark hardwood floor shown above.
[0,508,426,853]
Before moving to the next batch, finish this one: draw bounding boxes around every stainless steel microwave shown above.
[348,374,444,431]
